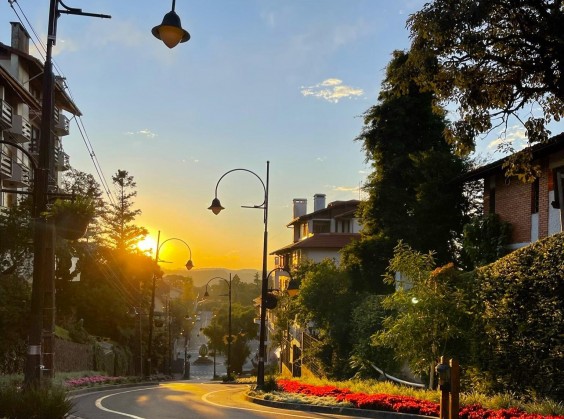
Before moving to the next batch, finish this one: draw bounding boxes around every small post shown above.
[436,356,450,419]
[449,359,460,419]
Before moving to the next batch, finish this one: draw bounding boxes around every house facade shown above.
[271,193,360,271]
[269,193,361,378]
[462,134,564,249]
[0,22,80,209]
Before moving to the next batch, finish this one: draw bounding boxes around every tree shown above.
[342,50,469,288]
[407,0,564,181]
[295,259,356,378]
[372,243,475,388]
[461,213,512,269]
[0,196,33,276]
[202,302,257,374]
[99,170,148,252]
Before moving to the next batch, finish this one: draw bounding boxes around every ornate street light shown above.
[203,275,232,379]
[208,161,270,387]
[147,231,194,376]
[152,0,190,49]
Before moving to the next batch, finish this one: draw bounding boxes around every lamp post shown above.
[147,231,194,376]
[208,161,269,386]
[203,274,232,378]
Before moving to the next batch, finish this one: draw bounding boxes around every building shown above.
[269,193,361,378]
[0,22,80,209]
[271,193,360,271]
[461,134,564,249]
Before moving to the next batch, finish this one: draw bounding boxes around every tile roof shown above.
[270,233,360,255]
[459,133,564,182]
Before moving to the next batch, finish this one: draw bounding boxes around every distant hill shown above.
[163,267,260,287]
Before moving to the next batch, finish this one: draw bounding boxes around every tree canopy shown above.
[343,50,469,289]
[407,0,564,181]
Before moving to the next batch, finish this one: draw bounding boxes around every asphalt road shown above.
[70,381,362,418]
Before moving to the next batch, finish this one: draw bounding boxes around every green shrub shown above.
[0,385,73,419]
[475,232,564,398]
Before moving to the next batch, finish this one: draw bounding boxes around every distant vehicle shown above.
[196,316,201,321]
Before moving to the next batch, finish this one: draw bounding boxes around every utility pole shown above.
[24,1,110,388]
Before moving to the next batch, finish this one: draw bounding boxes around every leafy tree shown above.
[373,242,475,388]
[202,302,257,374]
[407,0,563,181]
[0,196,33,276]
[295,259,356,378]
[462,213,512,269]
[343,51,469,289]
[0,274,30,374]
[349,294,400,379]
[99,170,148,252]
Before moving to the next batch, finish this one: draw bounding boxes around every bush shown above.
[474,232,564,398]
[0,385,73,419]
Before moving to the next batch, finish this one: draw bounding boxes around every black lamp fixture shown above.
[152,0,190,49]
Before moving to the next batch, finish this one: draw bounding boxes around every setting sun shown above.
[136,236,158,256]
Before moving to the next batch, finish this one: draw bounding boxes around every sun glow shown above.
[136,236,158,256]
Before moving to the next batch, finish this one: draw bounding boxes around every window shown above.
[489,187,496,213]
[552,166,564,209]
[531,179,539,214]
[338,219,351,233]
[312,220,330,234]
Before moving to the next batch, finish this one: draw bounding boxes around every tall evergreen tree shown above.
[343,51,469,291]
[99,170,148,252]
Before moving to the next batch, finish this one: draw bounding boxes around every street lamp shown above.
[147,231,194,376]
[208,161,270,387]
[152,0,190,49]
[203,274,232,378]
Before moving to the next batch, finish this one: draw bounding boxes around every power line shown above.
[7,0,117,206]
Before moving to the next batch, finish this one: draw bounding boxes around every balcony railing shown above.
[0,150,12,179]
[0,99,13,130]
[54,146,70,171]
[54,108,70,136]
[5,114,32,143]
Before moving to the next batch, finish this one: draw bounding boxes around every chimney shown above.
[293,198,307,218]
[313,194,326,212]
[10,22,30,53]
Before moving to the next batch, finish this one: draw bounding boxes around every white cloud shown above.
[334,185,359,192]
[301,78,364,103]
[488,125,527,150]
[126,129,157,138]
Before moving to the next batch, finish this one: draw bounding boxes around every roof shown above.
[459,133,564,182]
[287,199,360,227]
[0,42,81,116]
[0,65,40,111]
[270,233,360,255]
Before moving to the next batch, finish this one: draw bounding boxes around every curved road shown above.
[70,381,360,418]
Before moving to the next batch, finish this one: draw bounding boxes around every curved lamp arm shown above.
[266,267,299,297]
[0,140,38,170]
[203,276,231,296]
[208,167,267,215]
[157,236,194,270]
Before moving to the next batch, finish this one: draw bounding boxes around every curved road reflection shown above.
[71,381,359,418]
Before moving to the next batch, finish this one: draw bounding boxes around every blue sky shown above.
[3,0,540,270]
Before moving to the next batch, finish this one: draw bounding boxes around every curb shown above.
[245,395,436,419]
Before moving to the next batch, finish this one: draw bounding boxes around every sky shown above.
[2,0,549,271]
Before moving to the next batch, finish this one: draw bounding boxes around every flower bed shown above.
[276,380,563,419]
[64,375,125,388]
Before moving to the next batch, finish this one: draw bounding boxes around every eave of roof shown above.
[286,199,360,227]
[0,43,81,116]
[459,133,564,182]
[0,65,40,111]
[270,233,360,255]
